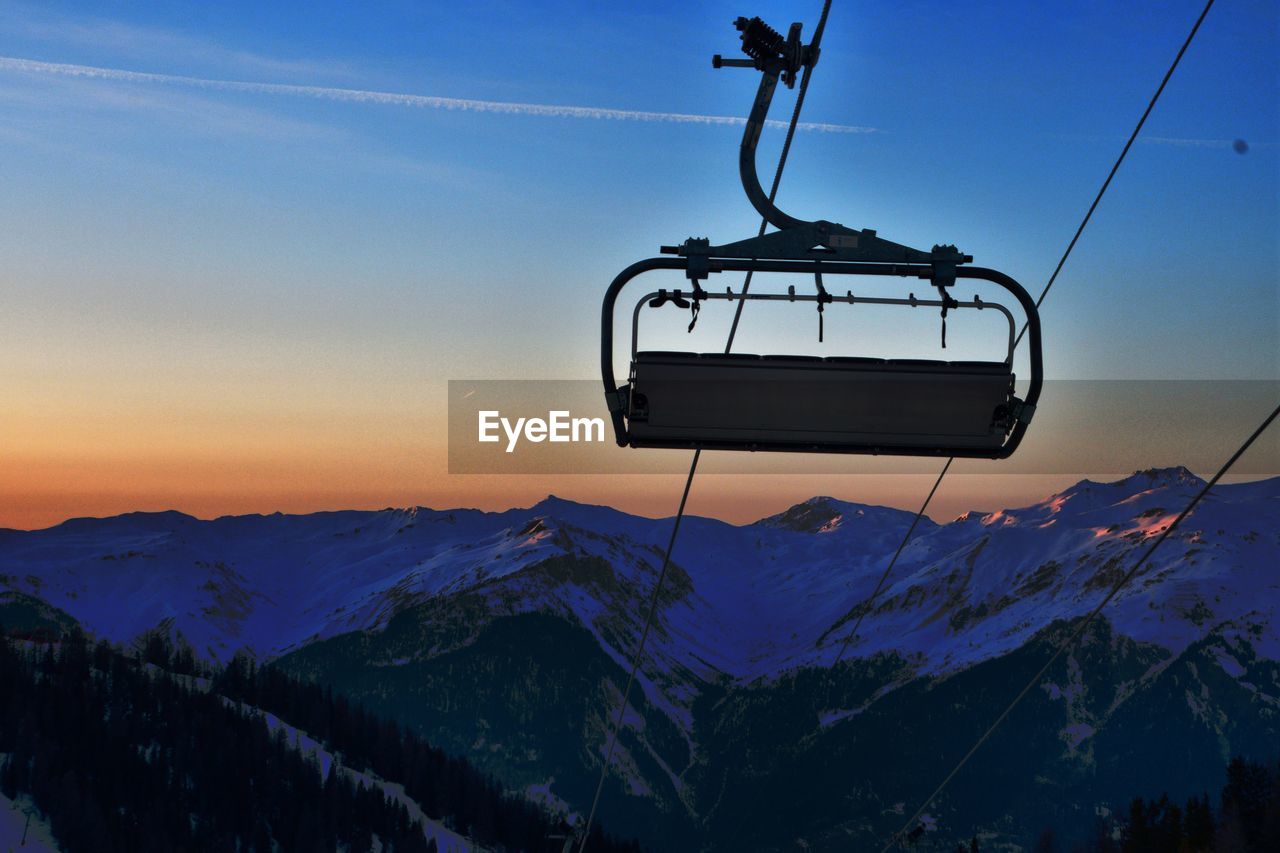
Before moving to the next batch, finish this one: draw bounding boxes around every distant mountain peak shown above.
[1040,467,1207,509]
[115,509,198,522]
[1074,466,1203,492]
[51,509,198,532]
[758,496,886,534]
[530,494,589,511]
[1120,466,1204,487]
[947,468,1213,527]
[756,497,846,533]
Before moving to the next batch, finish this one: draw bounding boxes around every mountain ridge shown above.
[0,469,1274,670]
[2,468,1277,848]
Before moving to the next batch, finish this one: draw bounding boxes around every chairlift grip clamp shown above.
[679,237,715,284]
[926,244,971,290]
[605,385,630,415]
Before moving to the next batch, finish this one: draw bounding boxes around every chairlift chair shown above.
[601,16,1042,459]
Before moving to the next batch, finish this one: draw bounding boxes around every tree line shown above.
[947,756,1280,852]
[0,626,640,852]
[213,646,636,852]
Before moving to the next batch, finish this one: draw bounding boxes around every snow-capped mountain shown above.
[2,468,1274,694]
[1,467,1276,850]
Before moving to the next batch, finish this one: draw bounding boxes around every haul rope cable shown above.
[868,6,1223,845]
[587,0,1219,844]
[828,0,1216,683]
[825,457,951,679]
[1012,0,1218,349]
[882,401,1278,851]
[577,3,834,848]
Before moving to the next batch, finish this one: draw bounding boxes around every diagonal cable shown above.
[577,450,700,851]
[578,4,835,848]
[724,0,834,353]
[1013,0,1216,348]
[824,0,1218,722]
[876,3,1221,843]
[881,400,1277,851]
[827,458,951,673]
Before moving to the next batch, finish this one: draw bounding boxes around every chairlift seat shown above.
[625,350,1016,453]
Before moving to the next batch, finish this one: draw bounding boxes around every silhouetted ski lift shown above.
[601,16,1042,458]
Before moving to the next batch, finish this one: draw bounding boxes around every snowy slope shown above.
[229,702,476,853]
[0,505,586,661]
[824,468,1280,672]
[1,469,1276,735]
[0,791,59,853]
[3,469,1277,850]
[141,666,479,852]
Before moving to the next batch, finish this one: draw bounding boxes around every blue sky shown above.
[0,0,1276,526]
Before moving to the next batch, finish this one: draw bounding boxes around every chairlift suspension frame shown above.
[600,16,1043,459]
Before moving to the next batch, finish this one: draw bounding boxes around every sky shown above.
[0,0,1276,530]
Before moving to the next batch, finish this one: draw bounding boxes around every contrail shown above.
[1141,135,1275,150]
[0,56,880,135]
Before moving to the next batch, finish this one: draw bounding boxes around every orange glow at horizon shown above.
[4,366,1276,531]
[5,459,1270,532]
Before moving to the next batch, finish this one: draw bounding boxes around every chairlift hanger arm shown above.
[684,16,971,273]
[716,16,811,232]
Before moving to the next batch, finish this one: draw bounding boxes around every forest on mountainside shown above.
[942,756,1280,852]
[0,626,639,852]
[3,617,1277,852]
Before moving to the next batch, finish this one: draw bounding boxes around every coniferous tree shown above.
[1218,756,1271,852]
[1183,792,1214,850]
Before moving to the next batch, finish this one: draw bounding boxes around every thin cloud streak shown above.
[1141,135,1276,150]
[1051,131,1277,150]
[0,3,345,81]
[0,56,880,135]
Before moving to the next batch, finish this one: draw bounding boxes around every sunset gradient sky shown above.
[1,0,1276,529]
